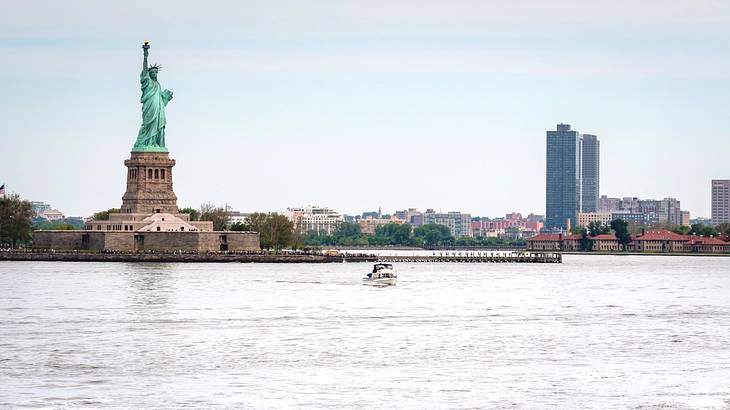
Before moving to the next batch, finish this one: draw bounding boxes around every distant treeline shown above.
[300,222,526,248]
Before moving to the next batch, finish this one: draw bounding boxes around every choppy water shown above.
[1,255,730,409]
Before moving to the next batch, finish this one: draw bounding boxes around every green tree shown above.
[689,223,719,237]
[199,203,231,231]
[244,212,295,251]
[92,208,120,221]
[587,221,610,236]
[335,222,361,239]
[569,225,585,235]
[33,220,77,231]
[229,221,246,231]
[414,224,453,248]
[0,194,34,248]
[670,225,692,235]
[178,206,200,221]
[610,219,631,251]
[718,223,730,236]
[375,223,413,245]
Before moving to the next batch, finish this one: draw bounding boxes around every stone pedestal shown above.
[121,152,178,214]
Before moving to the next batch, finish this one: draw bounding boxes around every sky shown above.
[1,0,729,218]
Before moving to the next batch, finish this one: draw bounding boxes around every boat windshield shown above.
[374,263,393,270]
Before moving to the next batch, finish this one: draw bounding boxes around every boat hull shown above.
[362,277,397,286]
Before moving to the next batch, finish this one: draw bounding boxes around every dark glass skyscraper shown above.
[581,134,600,213]
[545,124,600,230]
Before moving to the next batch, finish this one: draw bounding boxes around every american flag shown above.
[0,184,4,198]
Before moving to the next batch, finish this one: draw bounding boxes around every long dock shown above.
[0,251,559,263]
[375,252,561,263]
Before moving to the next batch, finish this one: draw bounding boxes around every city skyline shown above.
[3,1,730,218]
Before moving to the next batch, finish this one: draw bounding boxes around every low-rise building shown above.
[525,233,562,250]
[228,211,250,225]
[285,206,343,235]
[591,233,620,251]
[629,230,688,253]
[423,210,472,238]
[526,229,729,253]
[357,217,405,234]
[680,211,691,227]
[577,212,612,228]
[40,209,65,221]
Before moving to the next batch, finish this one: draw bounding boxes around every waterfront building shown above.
[423,210,472,237]
[228,211,250,225]
[591,234,620,251]
[577,212,612,228]
[629,230,690,253]
[526,229,730,253]
[680,211,691,227]
[560,234,583,251]
[525,233,563,251]
[581,134,600,213]
[712,179,730,224]
[610,211,646,225]
[545,124,601,229]
[598,196,683,226]
[599,195,622,213]
[39,209,65,221]
[393,208,423,227]
[357,216,405,234]
[285,206,343,235]
[546,124,582,230]
[639,198,682,225]
[30,201,52,216]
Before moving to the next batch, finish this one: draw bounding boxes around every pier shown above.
[375,252,561,263]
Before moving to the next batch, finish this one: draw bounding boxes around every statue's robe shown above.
[134,68,172,149]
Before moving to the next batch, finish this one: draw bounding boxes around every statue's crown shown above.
[149,63,162,71]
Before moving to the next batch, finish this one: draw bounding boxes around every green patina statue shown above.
[132,41,173,152]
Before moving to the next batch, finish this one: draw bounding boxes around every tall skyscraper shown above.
[712,179,730,224]
[545,124,600,230]
[581,134,600,212]
[546,124,582,229]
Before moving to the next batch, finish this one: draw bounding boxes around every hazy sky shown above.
[2,0,729,218]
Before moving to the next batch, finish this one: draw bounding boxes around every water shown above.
[1,255,730,409]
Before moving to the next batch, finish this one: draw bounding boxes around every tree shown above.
[414,224,453,248]
[670,225,692,235]
[0,194,34,248]
[178,206,200,221]
[229,221,246,231]
[610,219,631,251]
[689,223,719,237]
[587,221,610,236]
[33,220,77,231]
[199,203,231,231]
[572,227,593,251]
[718,223,730,236]
[244,212,295,251]
[569,226,584,235]
[92,208,120,221]
[375,223,413,245]
[335,222,361,239]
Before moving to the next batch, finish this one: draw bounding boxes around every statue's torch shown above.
[143,40,150,50]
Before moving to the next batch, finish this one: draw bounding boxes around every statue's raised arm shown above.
[142,41,149,71]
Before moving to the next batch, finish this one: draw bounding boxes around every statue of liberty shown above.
[132,41,173,152]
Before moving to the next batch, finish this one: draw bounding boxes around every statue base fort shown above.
[34,151,259,253]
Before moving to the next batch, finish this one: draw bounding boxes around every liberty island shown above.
[31,42,259,253]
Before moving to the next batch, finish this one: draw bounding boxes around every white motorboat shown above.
[363,263,397,286]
